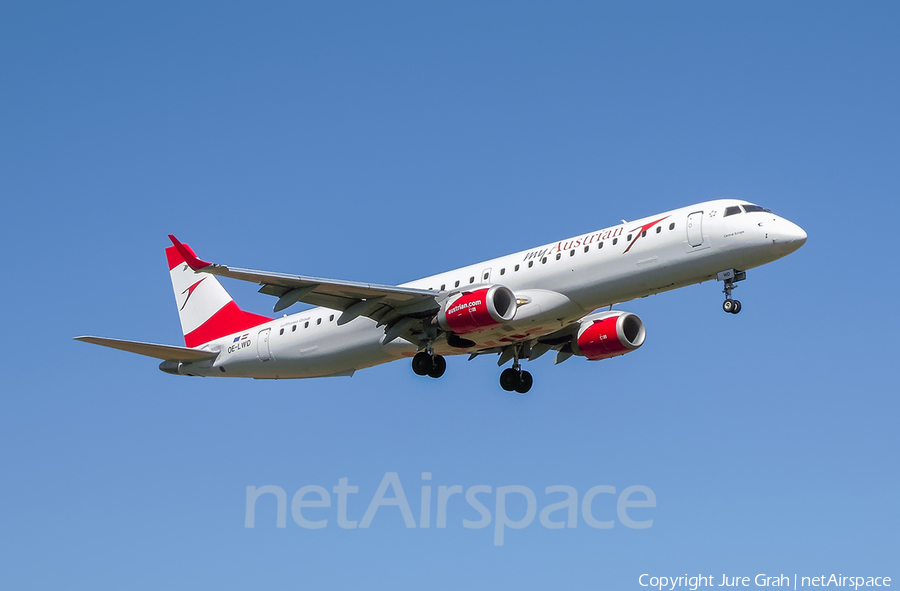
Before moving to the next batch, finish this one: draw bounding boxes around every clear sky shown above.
[1,2,898,589]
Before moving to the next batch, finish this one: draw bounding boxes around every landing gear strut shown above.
[718,269,746,315]
[498,347,533,394]
[412,350,446,379]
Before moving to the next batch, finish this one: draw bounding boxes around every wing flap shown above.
[74,336,219,362]
[206,264,435,308]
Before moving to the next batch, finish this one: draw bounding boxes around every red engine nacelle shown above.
[438,285,517,335]
[575,312,646,360]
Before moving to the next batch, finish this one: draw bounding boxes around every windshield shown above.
[742,204,772,213]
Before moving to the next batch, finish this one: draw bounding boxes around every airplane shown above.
[75,199,807,394]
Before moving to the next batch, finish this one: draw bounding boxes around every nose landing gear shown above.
[723,298,742,314]
[717,269,746,314]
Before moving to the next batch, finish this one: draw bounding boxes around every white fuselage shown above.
[184,199,806,379]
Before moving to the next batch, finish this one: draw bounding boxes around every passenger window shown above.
[542,257,547,264]
[500,268,505,276]
[528,261,534,268]
[515,264,520,271]
[627,234,632,241]
[317,318,322,325]
[556,253,561,260]
[724,206,742,217]
[454,280,460,287]
[304,321,309,328]
[279,328,284,335]
[598,242,603,249]
[570,250,575,257]
[642,231,646,238]
[469,276,474,284]
[656,226,661,233]
[440,284,445,290]
[292,325,296,332]
[613,238,618,245]
[329,314,334,322]
[669,223,675,230]
[584,246,589,253]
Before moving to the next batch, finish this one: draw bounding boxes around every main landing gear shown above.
[718,269,747,315]
[412,350,446,379]
[499,345,533,394]
[411,341,535,394]
[500,367,533,394]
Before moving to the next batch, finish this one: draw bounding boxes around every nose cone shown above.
[784,220,807,245]
[771,217,807,254]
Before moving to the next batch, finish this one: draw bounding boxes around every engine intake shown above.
[575,311,646,360]
[438,285,516,335]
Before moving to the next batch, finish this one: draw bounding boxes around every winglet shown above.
[168,235,213,270]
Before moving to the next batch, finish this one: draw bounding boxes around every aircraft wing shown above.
[168,235,441,324]
[74,336,220,362]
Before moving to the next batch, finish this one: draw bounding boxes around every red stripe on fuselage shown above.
[623,216,670,254]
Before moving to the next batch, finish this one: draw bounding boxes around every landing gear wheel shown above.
[500,368,519,391]
[412,352,432,376]
[723,299,735,314]
[514,371,533,394]
[731,300,742,314]
[427,355,446,378]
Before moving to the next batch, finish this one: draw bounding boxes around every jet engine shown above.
[437,285,517,335]
[574,311,646,360]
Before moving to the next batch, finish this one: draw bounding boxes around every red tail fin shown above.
[166,244,271,347]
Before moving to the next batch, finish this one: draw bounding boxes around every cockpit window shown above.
[742,204,771,213]
[724,206,742,217]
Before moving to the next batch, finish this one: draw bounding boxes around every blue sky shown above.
[1,2,898,589]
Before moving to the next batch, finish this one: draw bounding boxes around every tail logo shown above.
[179,278,207,311]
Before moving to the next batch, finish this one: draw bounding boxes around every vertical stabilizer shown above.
[165,244,271,348]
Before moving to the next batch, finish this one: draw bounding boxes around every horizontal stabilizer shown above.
[74,336,219,362]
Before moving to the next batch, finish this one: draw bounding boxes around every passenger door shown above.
[686,211,704,247]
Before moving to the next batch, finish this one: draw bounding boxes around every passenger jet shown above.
[76,200,806,393]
